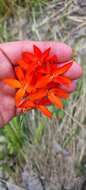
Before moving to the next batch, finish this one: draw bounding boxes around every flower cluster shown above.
[3,45,73,118]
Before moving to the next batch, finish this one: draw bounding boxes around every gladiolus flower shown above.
[3,45,74,118]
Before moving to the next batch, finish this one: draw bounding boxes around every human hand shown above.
[0,41,82,127]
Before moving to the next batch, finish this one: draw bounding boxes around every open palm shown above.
[0,41,82,127]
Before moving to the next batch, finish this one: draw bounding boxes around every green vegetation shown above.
[0,0,49,19]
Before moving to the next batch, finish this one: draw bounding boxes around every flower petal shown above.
[22,52,33,62]
[15,88,26,101]
[42,47,51,60]
[30,89,47,100]
[15,66,25,82]
[16,60,28,70]
[48,91,63,109]
[51,88,69,99]
[51,61,73,79]
[35,75,50,88]
[37,105,52,118]
[33,45,42,57]
[55,76,71,85]
[18,99,35,108]
[46,55,57,63]
[38,97,51,105]
[3,79,22,88]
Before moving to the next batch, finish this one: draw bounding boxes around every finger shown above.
[0,50,15,95]
[0,81,16,95]
[61,80,77,92]
[64,61,83,79]
[0,94,16,128]
[0,50,14,78]
[0,41,72,63]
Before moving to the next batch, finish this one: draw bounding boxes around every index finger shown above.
[0,41,72,64]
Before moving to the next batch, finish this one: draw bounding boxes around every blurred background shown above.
[0,0,86,189]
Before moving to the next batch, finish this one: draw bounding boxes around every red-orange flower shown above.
[3,45,73,118]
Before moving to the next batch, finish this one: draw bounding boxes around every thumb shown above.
[0,94,15,128]
[0,49,15,95]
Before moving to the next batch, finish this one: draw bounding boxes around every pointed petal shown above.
[3,79,22,88]
[42,47,51,60]
[33,45,42,57]
[48,91,63,109]
[55,76,71,85]
[15,66,25,82]
[15,88,26,101]
[51,88,69,99]
[47,55,57,62]
[25,73,31,84]
[51,61,73,79]
[59,61,73,74]
[37,105,52,118]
